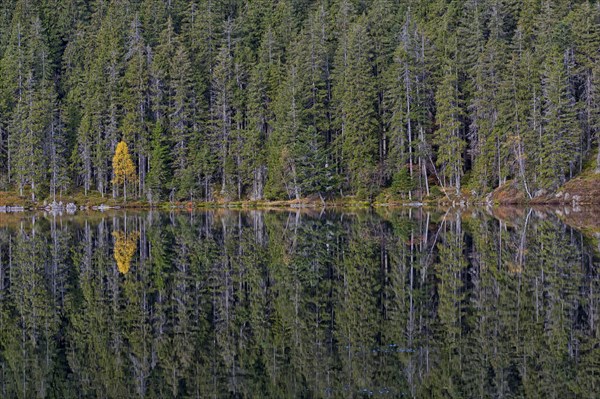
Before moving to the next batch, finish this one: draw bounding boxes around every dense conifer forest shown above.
[0,0,598,203]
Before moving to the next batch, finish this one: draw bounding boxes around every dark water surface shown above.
[0,208,599,398]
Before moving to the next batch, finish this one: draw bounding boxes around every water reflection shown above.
[0,208,598,398]
[113,230,139,274]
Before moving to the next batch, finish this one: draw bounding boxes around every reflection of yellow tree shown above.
[113,230,139,274]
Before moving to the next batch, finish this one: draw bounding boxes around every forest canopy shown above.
[0,0,598,202]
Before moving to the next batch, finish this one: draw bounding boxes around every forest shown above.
[0,0,598,203]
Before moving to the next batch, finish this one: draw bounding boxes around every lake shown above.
[0,207,598,398]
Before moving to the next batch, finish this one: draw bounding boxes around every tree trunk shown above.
[597,139,600,173]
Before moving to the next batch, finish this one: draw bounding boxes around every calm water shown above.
[0,208,598,398]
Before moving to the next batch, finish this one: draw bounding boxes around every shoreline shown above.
[1,170,599,211]
[0,197,598,238]
[0,196,598,212]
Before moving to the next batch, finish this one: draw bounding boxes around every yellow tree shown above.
[112,230,140,274]
[112,141,137,202]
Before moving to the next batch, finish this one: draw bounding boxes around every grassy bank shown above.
[487,150,600,206]
[0,187,596,210]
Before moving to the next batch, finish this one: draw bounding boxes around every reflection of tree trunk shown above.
[516,208,532,270]
[423,211,430,253]
[512,82,533,198]
[51,216,58,300]
[84,220,92,273]
[498,220,503,270]
[406,65,413,201]
[408,222,416,397]
[424,209,448,283]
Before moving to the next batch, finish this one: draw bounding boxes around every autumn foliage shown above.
[112,230,139,274]
[112,141,137,201]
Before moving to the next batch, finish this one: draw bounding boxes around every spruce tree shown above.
[334,16,379,198]
[434,65,465,194]
[266,62,303,200]
[210,43,234,199]
[243,61,269,200]
[12,72,53,200]
[540,47,579,188]
[571,3,600,171]
[121,15,149,197]
[146,122,169,203]
[49,108,69,202]
[470,36,508,191]
[169,43,194,199]
[384,15,435,199]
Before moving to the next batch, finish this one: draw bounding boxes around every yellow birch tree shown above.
[112,141,137,202]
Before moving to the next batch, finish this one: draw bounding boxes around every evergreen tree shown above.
[470,36,509,191]
[169,42,194,199]
[266,62,303,200]
[434,65,466,194]
[121,14,149,197]
[570,3,600,171]
[211,43,234,199]
[242,62,269,200]
[12,72,53,200]
[146,122,169,203]
[540,47,579,188]
[334,16,379,198]
[297,7,338,198]
[498,48,536,198]
[49,108,69,202]
[384,15,434,198]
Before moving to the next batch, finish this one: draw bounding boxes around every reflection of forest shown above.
[0,209,598,397]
